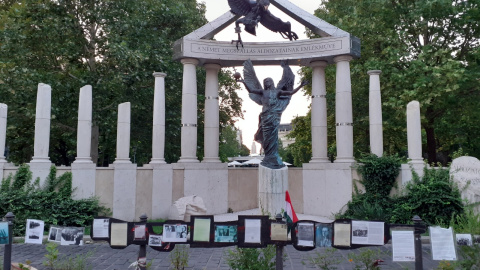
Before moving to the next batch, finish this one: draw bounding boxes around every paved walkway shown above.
[1,242,441,270]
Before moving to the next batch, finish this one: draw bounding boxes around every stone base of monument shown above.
[28,161,52,187]
[258,164,288,217]
[72,162,96,200]
[112,162,137,221]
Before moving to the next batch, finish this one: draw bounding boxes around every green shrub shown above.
[390,166,464,225]
[225,245,277,270]
[0,165,109,236]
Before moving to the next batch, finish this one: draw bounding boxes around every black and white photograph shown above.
[25,219,44,244]
[297,222,314,247]
[351,221,384,245]
[315,223,332,247]
[148,234,162,247]
[163,224,187,242]
[0,222,9,245]
[48,226,63,242]
[473,235,480,245]
[60,227,84,246]
[456,233,472,246]
[214,225,238,243]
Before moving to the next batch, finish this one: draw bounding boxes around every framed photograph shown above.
[48,226,63,243]
[351,220,384,245]
[297,222,314,247]
[163,224,188,243]
[110,222,128,247]
[333,220,351,247]
[25,219,44,244]
[315,223,332,248]
[92,218,110,239]
[60,227,85,246]
[214,225,238,243]
[134,224,147,241]
[0,222,9,245]
[473,235,480,245]
[191,216,213,243]
[456,233,472,246]
[238,215,269,248]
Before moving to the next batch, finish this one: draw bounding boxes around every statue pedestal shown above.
[258,164,288,217]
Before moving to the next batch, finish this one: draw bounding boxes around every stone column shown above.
[310,61,329,163]
[0,103,7,163]
[150,72,167,164]
[407,101,423,164]
[72,85,96,199]
[368,70,383,157]
[31,83,52,163]
[114,102,131,164]
[203,63,221,163]
[178,58,199,163]
[333,55,354,163]
[29,83,52,186]
[74,85,93,163]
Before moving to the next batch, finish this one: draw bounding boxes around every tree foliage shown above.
[0,0,242,166]
[219,125,249,162]
[293,0,480,164]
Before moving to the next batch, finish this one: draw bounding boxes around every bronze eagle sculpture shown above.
[228,0,299,48]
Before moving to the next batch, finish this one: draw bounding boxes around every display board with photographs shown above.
[25,219,44,244]
[0,222,9,245]
[351,220,385,245]
[92,217,110,239]
[214,223,238,244]
[296,222,315,247]
[48,226,63,243]
[163,224,188,243]
[270,222,288,242]
[60,227,85,246]
[455,233,473,246]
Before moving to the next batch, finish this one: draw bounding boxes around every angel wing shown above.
[243,59,263,105]
[277,60,295,92]
[228,0,253,16]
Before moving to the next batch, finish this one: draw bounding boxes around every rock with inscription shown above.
[450,156,480,212]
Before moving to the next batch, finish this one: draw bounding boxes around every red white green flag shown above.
[284,190,298,224]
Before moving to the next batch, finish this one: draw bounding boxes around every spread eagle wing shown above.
[277,60,295,92]
[243,59,263,105]
[228,0,253,16]
[259,10,292,34]
[276,60,295,111]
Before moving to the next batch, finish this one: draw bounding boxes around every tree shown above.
[296,0,480,164]
[219,125,249,162]
[0,0,242,165]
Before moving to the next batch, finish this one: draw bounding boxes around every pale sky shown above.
[197,0,324,152]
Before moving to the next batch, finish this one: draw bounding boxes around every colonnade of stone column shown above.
[114,102,131,163]
[31,83,52,163]
[368,70,383,157]
[0,103,7,163]
[74,85,93,163]
[310,61,329,162]
[333,55,354,163]
[203,64,221,163]
[179,58,200,163]
[407,101,423,164]
[150,72,167,164]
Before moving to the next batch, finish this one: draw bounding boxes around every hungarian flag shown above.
[284,190,298,224]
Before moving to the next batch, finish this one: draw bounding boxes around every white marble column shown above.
[178,58,199,163]
[150,72,167,164]
[407,101,423,164]
[0,104,7,163]
[310,61,329,163]
[203,63,221,163]
[368,70,383,157]
[333,55,354,163]
[114,102,131,164]
[74,85,93,163]
[31,83,52,163]
[72,85,96,199]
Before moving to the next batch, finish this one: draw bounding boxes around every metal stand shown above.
[3,212,15,270]
[275,214,285,270]
[413,215,424,270]
[137,214,148,270]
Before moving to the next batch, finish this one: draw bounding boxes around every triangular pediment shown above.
[183,0,349,40]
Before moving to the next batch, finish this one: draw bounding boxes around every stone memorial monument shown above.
[451,156,480,213]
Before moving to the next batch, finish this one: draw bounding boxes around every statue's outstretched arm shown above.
[279,80,309,96]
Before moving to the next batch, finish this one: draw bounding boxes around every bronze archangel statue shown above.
[227,0,298,48]
[235,60,308,169]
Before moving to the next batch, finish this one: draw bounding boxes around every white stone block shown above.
[28,162,52,187]
[258,165,288,216]
[113,163,137,221]
[151,164,173,219]
[71,162,96,199]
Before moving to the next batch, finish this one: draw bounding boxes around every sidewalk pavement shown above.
[1,241,441,270]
